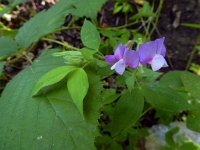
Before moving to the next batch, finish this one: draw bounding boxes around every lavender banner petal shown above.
[123,50,139,68]
[105,55,118,64]
[138,41,157,64]
[114,43,126,60]
[155,37,166,56]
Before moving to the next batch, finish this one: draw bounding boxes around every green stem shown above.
[141,18,149,37]
[148,0,164,38]
[125,13,128,25]
[140,106,154,118]
[67,17,75,27]
[41,37,79,50]
[145,17,153,38]
[82,61,91,68]
[186,45,198,70]
[100,20,139,30]
[6,43,37,64]
[185,35,200,70]
[55,26,81,32]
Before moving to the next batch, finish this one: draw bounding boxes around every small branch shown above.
[186,46,198,70]
[100,20,139,30]
[41,37,79,50]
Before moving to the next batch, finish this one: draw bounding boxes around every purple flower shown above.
[138,37,168,71]
[105,43,139,75]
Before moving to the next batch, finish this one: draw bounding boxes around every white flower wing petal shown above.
[111,59,126,75]
[151,54,168,71]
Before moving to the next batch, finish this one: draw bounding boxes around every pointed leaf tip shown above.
[32,66,77,96]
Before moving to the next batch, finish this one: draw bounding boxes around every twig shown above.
[41,37,79,50]
[148,0,164,38]
[100,20,139,30]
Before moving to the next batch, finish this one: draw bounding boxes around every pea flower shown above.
[105,43,139,75]
[138,37,168,71]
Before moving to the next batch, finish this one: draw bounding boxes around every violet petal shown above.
[123,50,139,68]
[155,37,166,56]
[105,55,118,64]
[150,54,168,71]
[114,43,126,60]
[138,40,157,64]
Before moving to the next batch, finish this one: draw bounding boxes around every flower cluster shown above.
[105,37,168,75]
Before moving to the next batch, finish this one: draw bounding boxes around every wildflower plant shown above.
[105,37,168,75]
[0,0,200,150]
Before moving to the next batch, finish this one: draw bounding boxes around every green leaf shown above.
[160,71,184,89]
[181,72,200,99]
[80,48,95,61]
[138,67,161,82]
[125,76,136,92]
[84,68,102,124]
[8,0,25,6]
[187,104,200,132]
[0,36,18,57]
[72,0,106,20]
[110,89,144,136]
[0,49,96,150]
[165,127,179,147]
[110,141,122,150]
[101,89,120,105]
[141,84,189,112]
[15,0,75,48]
[0,0,25,16]
[179,141,200,150]
[155,110,173,125]
[81,20,101,50]
[67,68,89,115]
[122,4,133,13]
[130,1,155,20]
[32,66,77,96]
[0,22,18,37]
[0,62,4,74]
[182,72,200,132]
[0,7,10,16]
[113,4,123,14]
[189,63,200,75]
[160,147,175,150]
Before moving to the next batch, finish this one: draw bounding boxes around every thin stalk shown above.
[6,43,37,64]
[140,18,149,36]
[125,13,128,25]
[145,17,153,38]
[148,0,164,38]
[136,18,151,31]
[41,37,79,50]
[140,106,154,118]
[185,35,200,70]
[82,62,91,68]
[55,26,81,32]
[144,0,155,38]
[100,20,139,30]
[67,17,75,27]
[186,46,198,70]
